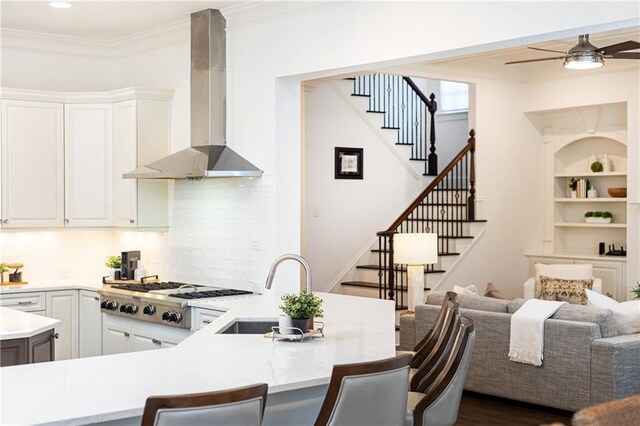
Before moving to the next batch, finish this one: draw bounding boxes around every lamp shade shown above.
[394,233,438,265]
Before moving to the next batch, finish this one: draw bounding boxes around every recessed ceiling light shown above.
[49,2,72,8]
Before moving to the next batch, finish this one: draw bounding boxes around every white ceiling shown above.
[0,1,244,40]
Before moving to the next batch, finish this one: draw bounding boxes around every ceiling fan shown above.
[506,34,640,69]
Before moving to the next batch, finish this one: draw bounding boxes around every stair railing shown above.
[351,74,438,175]
[377,130,476,308]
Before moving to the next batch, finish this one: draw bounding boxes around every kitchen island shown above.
[0,307,61,366]
[0,292,396,425]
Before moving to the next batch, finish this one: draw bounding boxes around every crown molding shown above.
[1,18,189,59]
[0,87,174,103]
[223,0,346,31]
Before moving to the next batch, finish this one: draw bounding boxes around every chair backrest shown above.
[315,354,412,426]
[410,301,460,391]
[412,317,475,426]
[573,395,640,426]
[412,292,457,358]
[141,383,268,426]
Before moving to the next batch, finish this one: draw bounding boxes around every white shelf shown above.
[555,172,626,178]
[554,198,627,203]
[525,253,627,263]
[555,222,627,228]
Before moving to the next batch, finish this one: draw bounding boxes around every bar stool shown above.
[141,383,268,426]
[315,354,412,426]
[406,317,475,426]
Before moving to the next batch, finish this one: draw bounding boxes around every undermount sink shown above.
[220,319,279,334]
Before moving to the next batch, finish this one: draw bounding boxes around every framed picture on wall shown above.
[334,147,363,179]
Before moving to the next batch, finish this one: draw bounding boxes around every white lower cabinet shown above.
[78,290,103,358]
[45,290,79,361]
[192,308,225,331]
[102,316,191,355]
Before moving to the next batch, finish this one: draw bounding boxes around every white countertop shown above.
[0,279,104,293]
[0,307,61,340]
[0,292,396,425]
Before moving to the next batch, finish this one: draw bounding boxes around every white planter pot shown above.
[585,217,611,224]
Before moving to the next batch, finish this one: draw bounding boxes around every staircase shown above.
[348,74,439,176]
[334,73,486,310]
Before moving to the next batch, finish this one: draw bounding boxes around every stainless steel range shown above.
[98,282,252,329]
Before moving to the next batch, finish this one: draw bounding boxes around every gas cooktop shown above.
[169,289,253,299]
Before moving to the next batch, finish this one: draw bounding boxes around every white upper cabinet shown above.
[65,103,113,226]
[0,87,172,229]
[1,100,64,228]
[113,97,169,228]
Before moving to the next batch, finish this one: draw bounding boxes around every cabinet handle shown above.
[65,219,70,224]
[53,333,59,339]
[124,332,130,338]
[2,219,7,224]
[94,296,100,301]
[18,301,33,305]
[152,339,162,346]
[202,319,212,324]
[129,219,135,224]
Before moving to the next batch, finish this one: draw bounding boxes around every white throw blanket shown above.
[508,299,567,366]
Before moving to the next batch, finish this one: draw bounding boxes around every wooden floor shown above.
[456,391,573,426]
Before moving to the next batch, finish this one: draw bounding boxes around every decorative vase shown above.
[571,190,577,199]
[602,154,611,172]
[587,189,598,198]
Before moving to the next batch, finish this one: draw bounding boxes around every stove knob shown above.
[126,304,138,315]
[162,311,171,321]
[109,301,118,311]
[120,304,128,313]
[100,301,108,309]
[169,312,182,323]
[143,305,155,315]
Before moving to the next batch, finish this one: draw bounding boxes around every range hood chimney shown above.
[124,9,262,179]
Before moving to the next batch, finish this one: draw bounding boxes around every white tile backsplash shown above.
[1,176,273,292]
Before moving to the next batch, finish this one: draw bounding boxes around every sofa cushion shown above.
[587,290,640,336]
[508,297,618,338]
[534,263,593,298]
[426,292,510,313]
[539,275,593,305]
[484,282,506,299]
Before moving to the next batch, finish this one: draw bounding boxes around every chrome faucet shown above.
[265,254,312,293]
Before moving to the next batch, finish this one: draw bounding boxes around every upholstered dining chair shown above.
[572,394,640,426]
[314,354,412,426]
[141,383,268,426]
[409,300,460,391]
[405,317,475,426]
[397,292,458,368]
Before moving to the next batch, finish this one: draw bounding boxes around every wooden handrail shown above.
[378,129,476,235]
[403,77,437,114]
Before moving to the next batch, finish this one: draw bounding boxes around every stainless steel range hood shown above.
[124,9,262,180]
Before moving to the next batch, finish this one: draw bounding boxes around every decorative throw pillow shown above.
[453,284,479,297]
[586,289,640,335]
[484,282,506,299]
[534,263,593,298]
[539,276,593,305]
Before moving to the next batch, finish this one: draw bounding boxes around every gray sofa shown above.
[400,292,640,412]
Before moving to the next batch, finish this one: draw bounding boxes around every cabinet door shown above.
[45,290,79,360]
[64,104,113,226]
[102,322,130,355]
[1,100,64,227]
[112,100,138,227]
[193,308,224,331]
[130,331,162,352]
[78,290,103,358]
[576,260,625,301]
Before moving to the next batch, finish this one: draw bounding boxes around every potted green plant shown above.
[104,255,122,280]
[631,282,640,300]
[585,211,612,224]
[0,262,8,284]
[279,291,324,334]
[568,178,578,198]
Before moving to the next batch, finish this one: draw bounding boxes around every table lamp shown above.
[394,233,438,311]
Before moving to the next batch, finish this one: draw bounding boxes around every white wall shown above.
[0,230,166,282]
[1,1,637,294]
[303,82,421,290]
[226,1,637,294]
[522,67,640,294]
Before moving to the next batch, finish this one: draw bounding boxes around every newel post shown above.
[467,129,476,221]
[427,93,438,176]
